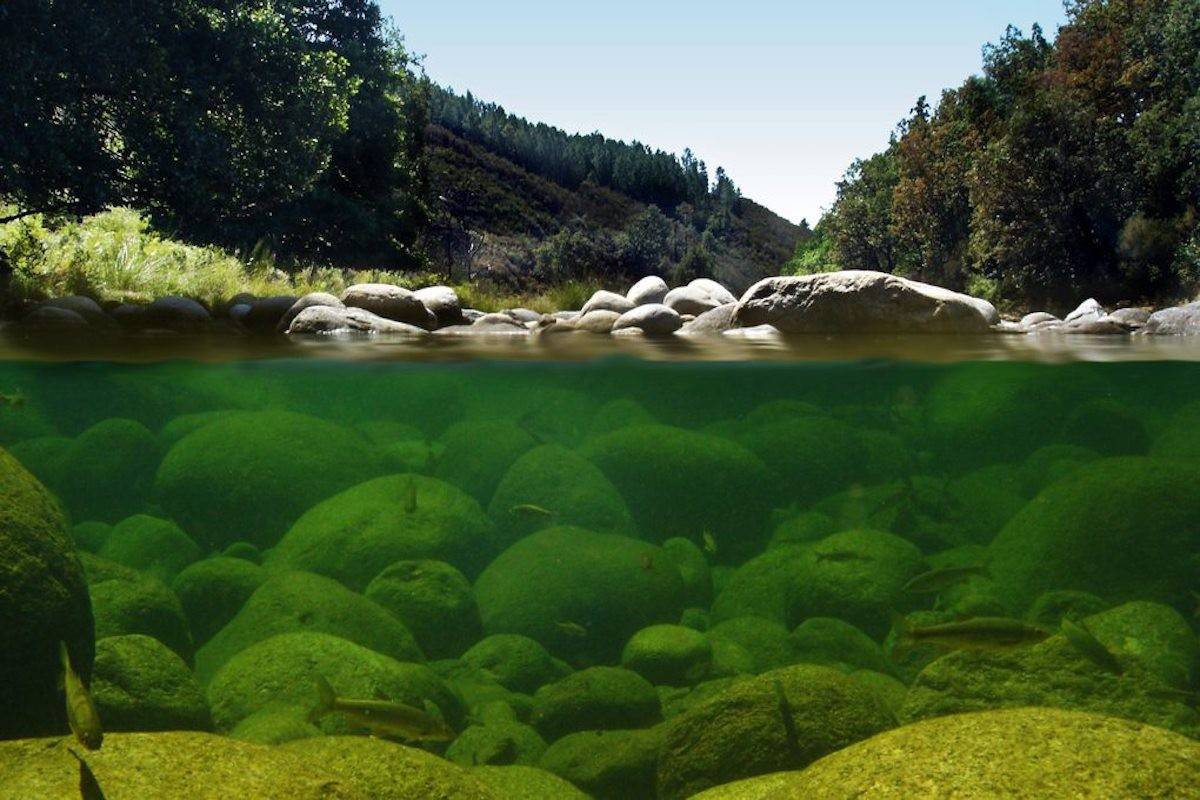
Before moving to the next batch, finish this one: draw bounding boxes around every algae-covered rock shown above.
[1063,398,1149,456]
[268,474,496,588]
[229,704,321,745]
[531,666,662,741]
[790,617,892,675]
[434,420,538,505]
[706,617,795,673]
[1018,443,1100,495]
[989,457,1200,612]
[207,631,462,733]
[1085,601,1199,689]
[939,464,1027,545]
[91,634,211,732]
[899,634,1200,738]
[656,664,895,799]
[366,560,481,659]
[1025,589,1110,628]
[0,447,94,739]
[154,410,383,549]
[171,556,266,645]
[622,624,713,686]
[81,552,193,663]
[586,398,656,438]
[488,444,636,546]
[471,765,590,800]
[660,536,713,607]
[196,571,423,683]
[55,418,162,523]
[694,708,1200,799]
[538,727,664,800]
[280,735,500,799]
[460,634,567,694]
[71,520,112,552]
[581,424,778,558]
[474,526,686,662]
[850,669,908,717]
[0,732,360,800]
[99,514,202,583]
[445,720,547,766]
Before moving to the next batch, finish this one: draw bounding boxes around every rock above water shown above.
[413,285,465,326]
[689,278,737,305]
[341,283,437,329]
[1141,301,1200,335]
[573,309,621,333]
[664,285,722,316]
[694,708,1200,800]
[0,447,94,740]
[656,664,896,799]
[287,305,429,336]
[612,303,683,335]
[627,275,670,306]
[581,290,636,316]
[277,292,343,332]
[734,270,997,333]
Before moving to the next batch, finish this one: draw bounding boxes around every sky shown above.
[380,1,1068,225]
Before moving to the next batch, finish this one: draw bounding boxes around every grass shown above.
[0,206,601,314]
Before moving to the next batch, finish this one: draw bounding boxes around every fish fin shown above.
[310,675,336,722]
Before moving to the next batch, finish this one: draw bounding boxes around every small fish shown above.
[60,642,103,750]
[0,391,25,409]
[639,552,655,571]
[310,675,454,742]
[772,679,800,756]
[814,549,871,564]
[1060,618,1123,675]
[903,564,990,594]
[701,530,717,556]
[893,615,1049,652]
[404,476,418,514]
[555,621,588,638]
[509,503,555,519]
[69,749,107,800]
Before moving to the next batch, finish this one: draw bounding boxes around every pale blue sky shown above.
[381,1,1067,224]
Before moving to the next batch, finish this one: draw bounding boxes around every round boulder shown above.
[365,560,481,659]
[91,634,211,732]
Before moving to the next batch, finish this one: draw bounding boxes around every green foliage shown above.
[785,221,838,276]
[823,0,1200,307]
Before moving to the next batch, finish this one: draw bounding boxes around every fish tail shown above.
[59,640,70,669]
[310,675,336,722]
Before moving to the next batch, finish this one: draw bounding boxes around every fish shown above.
[309,675,455,742]
[1060,617,1123,675]
[772,679,801,757]
[814,549,871,563]
[639,552,655,571]
[60,642,103,750]
[69,749,107,800]
[903,564,990,594]
[892,615,1049,652]
[701,530,718,556]
[555,621,588,638]
[509,503,555,519]
[404,476,418,513]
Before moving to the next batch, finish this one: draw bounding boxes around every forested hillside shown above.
[805,0,1199,308]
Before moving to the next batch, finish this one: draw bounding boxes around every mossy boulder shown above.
[55,418,162,523]
[1062,398,1149,456]
[279,735,500,799]
[790,617,892,675]
[154,410,383,549]
[1018,443,1099,495]
[488,444,636,547]
[207,631,462,734]
[229,704,321,745]
[157,409,252,448]
[581,425,779,559]
[91,634,211,732]
[0,731,363,799]
[71,520,112,552]
[471,765,590,800]
[656,664,896,799]
[6,435,71,496]
[1151,400,1200,459]
[539,727,665,800]
[99,514,202,583]
[473,526,686,662]
[0,448,94,739]
[1025,589,1110,628]
[660,536,713,607]
[712,530,924,638]
[706,617,795,672]
[989,457,1200,612]
[586,398,656,438]
[899,634,1200,738]
[531,666,662,741]
[850,669,908,717]
[81,552,193,663]
[365,560,481,659]
[939,464,1027,545]
[460,634,567,694]
[433,420,538,505]
[445,721,547,766]
[622,624,713,686]
[1085,601,1199,689]
[195,571,423,683]
[697,708,1200,799]
[267,474,496,588]
[170,556,266,645]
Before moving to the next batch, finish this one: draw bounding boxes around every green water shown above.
[1,354,1198,797]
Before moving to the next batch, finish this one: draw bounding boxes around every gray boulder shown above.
[689,278,737,305]
[664,285,721,316]
[1105,308,1152,329]
[680,303,738,336]
[277,292,342,333]
[1064,298,1106,325]
[1141,302,1200,335]
[573,310,621,334]
[735,271,997,333]
[581,291,635,316]
[612,304,683,336]
[1020,312,1059,327]
[286,305,428,336]
[627,276,669,306]
[413,285,465,327]
[341,283,437,329]
[145,296,211,330]
[22,306,90,331]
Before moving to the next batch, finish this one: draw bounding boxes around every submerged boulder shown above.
[91,634,211,732]
[434,420,538,505]
[445,720,547,767]
[82,554,194,663]
[471,765,590,800]
[473,526,686,663]
[171,556,266,646]
[0,448,94,739]
[538,726,665,800]
[365,560,481,659]
[99,514,202,583]
[621,624,713,686]
[54,418,162,523]
[460,634,567,695]
[267,474,496,588]
[531,666,661,741]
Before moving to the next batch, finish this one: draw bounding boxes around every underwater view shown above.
[1,348,1198,798]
